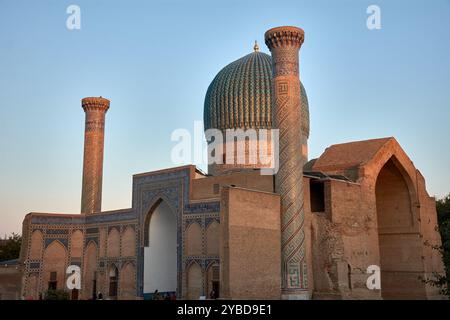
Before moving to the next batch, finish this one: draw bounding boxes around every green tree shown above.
[425,194,450,296]
[437,194,450,288]
[43,289,70,300]
[0,233,22,261]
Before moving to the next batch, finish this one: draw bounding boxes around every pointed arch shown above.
[375,155,418,231]
[143,199,177,296]
[108,264,119,298]
[206,221,219,255]
[83,241,98,299]
[206,262,220,299]
[143,198,162,247]
[143,195,177,247]
[107,227,120,257]
[29,230,43,260]
[42,240,67,291]
[99,227,107,257]
[121,226,136,257]
[375,155,418,208]
[186,222,202,256]
[375,156,426,299]
[70,230,83,258]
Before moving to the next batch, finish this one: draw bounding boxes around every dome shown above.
[203,50,309,138]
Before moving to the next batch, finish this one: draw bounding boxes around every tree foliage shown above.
[0,233,22,262]
[426,194,450,296]
[43,289,70,300]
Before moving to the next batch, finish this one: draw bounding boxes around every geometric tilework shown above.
[44,238,68,249]
[46,229,68,235]
[28,166,222,300]
[84,236,99,248]
[204,51,310,138]
[30,210,137,225]
[133,166,221,298]
[86,227,99,234]
[184,202,220,214]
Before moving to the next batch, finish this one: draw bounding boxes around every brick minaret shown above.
[80,97,110,214]
[265,26,309,299]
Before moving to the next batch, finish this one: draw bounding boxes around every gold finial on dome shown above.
[253,40,260,52]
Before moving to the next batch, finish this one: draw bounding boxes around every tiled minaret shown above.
[80,97,110,214]
[265,26,309,299]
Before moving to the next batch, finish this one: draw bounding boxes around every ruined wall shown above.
[362,141,443,299]
[306,178,380,299]
[326,180,380,299]
[308,138,445,300]
[416,171,445,299]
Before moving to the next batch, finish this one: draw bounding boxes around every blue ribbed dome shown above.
[203,51,309,137]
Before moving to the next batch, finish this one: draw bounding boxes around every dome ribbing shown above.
[203,51,309,138]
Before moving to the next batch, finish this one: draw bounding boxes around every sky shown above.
[0,0,449,235]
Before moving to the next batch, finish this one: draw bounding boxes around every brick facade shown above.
[14,25,445,300]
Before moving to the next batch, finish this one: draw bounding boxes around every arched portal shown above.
[70,230,83,258]
[108,265,119,299]
[107,228,120,257]
[29,230,43,260]
[206,263,220,299]
[42,240,67,292]
[206,221,219,255]
[83,241,98,300]
[375,157,426,299]
[143,200,177,299]
[186,222,202,256]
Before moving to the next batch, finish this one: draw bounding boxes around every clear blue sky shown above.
[1,0,449,235]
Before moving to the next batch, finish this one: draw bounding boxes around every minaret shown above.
[80,97,110,214]
[265,26,309,299]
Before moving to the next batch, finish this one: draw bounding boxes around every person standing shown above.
[152,289,161,300]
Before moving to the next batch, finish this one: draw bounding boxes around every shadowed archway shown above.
[375,157,426,299]
[108,264,119,299]
[143,199,177,299]
[83,241,98,299]
[42,240,67,292]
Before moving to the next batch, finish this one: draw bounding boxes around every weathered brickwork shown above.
[306,137,445,299]
[15,26,445,300]
[18,142,444,300]
[81,97,110,215]
[265,26,309,298]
